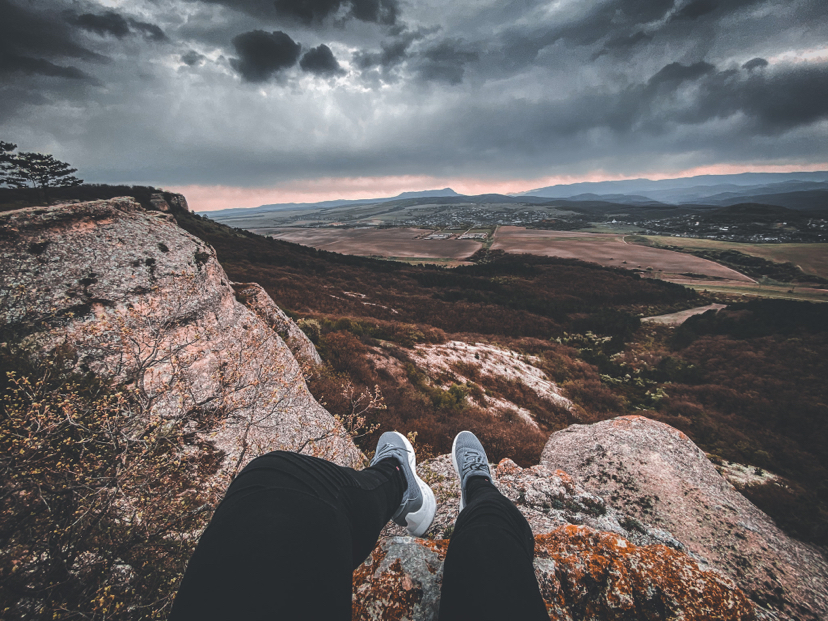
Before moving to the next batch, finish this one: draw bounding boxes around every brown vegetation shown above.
[0,350,222,620]
[174,209,828,545]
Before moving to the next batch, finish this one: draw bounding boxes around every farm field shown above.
[490,227,753,284]
[261,226,828,300]
[268,227,483,259]
[638,236,828,280]
[678,281,828,302]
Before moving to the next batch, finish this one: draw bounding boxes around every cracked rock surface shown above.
[0,198,360,478]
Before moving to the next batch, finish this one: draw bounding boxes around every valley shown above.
[177,207,828,550]
[204,172,828,304]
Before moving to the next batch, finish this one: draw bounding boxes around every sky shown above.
[1,0,827,211]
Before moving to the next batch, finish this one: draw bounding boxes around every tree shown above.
[0,141,17,187]
[7,151,83,192]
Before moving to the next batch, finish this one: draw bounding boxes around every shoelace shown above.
[461,451,489,478]
[375,442,408,462]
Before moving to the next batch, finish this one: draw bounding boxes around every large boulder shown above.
[0,198,361,476]
[355,457,755,621]
[540,415,828,620]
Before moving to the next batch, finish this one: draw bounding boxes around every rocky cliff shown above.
[0,198,360,478]
[540,416,828,620]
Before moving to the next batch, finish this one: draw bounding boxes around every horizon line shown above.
[166,163,828,213]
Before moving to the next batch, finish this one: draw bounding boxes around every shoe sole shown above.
[451,432,466,512]
[397,433,436,537]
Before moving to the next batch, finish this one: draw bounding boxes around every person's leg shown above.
[169,450,405,620]
[439,432,549,621]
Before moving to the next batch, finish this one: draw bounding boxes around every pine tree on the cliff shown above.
[8,151,83,190]
[0,141,18,187]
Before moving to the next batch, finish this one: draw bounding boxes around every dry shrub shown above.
[661,398,705,420]
[318,331,374,384]
[737,480,828,545]
[475,373,573,431]
[450,360,481,382]
[561,379,625,419]
[0,356,222,620]
[407,406,547,467]
[305,366,384,454]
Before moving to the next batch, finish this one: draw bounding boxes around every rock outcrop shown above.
[356,457,755,620]
[540,415,828,620]
[0,198,360,476]
[232,281,322,369]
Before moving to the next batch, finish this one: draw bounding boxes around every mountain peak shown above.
[393,188,460,200]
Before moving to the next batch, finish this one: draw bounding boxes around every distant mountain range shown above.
[201,173,828,217]
[519,172,828,202]
[204,188,461,217]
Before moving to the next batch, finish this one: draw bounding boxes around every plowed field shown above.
[268,227,482,259]
[491,227,754,284]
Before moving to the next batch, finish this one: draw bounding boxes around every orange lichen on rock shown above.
[353,536,446,621]
[535,525,756,621]
[541,415,828,619]
[353,528,754,621]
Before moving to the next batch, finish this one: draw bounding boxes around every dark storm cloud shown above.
[0,0,106,86]
[671,0,757,22]
[673,0,716,20]
[273,0,398,24]
[587,0,770,64]
[0,85,50,121]
[415,40,478,84]
[354,28,429,70]
[647,61,715,86]
[591,31,652,60]
[181,50,206,66]
[446,60,828,151]
[0,54,92,80]
[128,19,168,42]
[348,0,398,25]
[300,44,344,75]
[559,0,675,48]
[743,57,768,71]
[273,0,342,24]
[704,63,828,131]
[460,0,678,76]
[354,29,480,85]
[70,11,131,38]
[69,11,168,42]
[611,61,828,134]
[0,0,102,63]
[197,0,398,24]
[230,30,301,82]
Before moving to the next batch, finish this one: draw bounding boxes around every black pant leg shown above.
[170,451,404,621]
[438,477,549,621]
